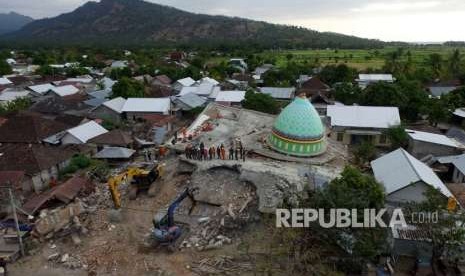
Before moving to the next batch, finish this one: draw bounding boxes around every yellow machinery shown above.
[108,164,164,209]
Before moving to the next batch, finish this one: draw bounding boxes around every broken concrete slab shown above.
[33,201,86,237]
[181,157,315,213]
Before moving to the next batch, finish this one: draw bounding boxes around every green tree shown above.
[353,141,376,166]
[406,187,465,268]
[319,64,357,85]
[111,77,144,98]
[65,66,90,77]
[242,90,280,114]
[0,97,32,115]
[109,67,132,80]
[427,97,450,126]
[0,60,12,75]
[428,53,443,79]
[333,82,362,105]
[385,125,408,149]
[360,82,407,107]
[449,49,461,77]
[308,166,387,268]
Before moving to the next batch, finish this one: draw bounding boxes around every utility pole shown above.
[8,188,25,256]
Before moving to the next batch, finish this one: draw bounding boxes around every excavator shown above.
[108,163,164,209]
[149,187,198,250]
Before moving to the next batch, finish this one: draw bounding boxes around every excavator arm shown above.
[108,167,151,209]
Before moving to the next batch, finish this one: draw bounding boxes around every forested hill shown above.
[1,0,384,49]
[0,12,34,35]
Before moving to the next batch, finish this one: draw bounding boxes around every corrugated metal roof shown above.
[357,74,394,82]
[84,98,106,107]
[406,129,459,147]
[102,97,126,113]
[327,105,400,129]
[0,91,30,102]
[88,89,111,99]
[428,86,457,97]
[122,98,171,113]
[94,147,135,159]
[259,87,295,99]
[176,77,195,87]
[0,77,12,85]
[51,85,79,97]
[27,83,55,94]
[177,92,207,109]
[453,108,465,118]
[371,148,452,198]
[215,91,246,103]
[452,155,465,175]
[66,120,108,143]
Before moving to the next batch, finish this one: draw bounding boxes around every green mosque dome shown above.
[268,95,326,157]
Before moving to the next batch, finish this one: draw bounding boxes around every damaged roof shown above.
[94,147,136,159]
[0,144,78,176]
[0,113,70,143]
[88,129,133,146]
[22,176,90,214]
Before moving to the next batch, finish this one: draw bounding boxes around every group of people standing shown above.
[185,139,246,162]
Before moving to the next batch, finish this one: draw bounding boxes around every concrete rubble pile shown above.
[32,200,88,241]
[190,255,253,275]
[47,251,86,270]
[180,193,260,251]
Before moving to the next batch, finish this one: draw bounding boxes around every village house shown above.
[437,154,465,183]
[229,58,248,72]
[426,80,461,98]
[88,129,134,150]
[90,96,126,123]
[151,75,172,87]
[93,147,136,162]
[30,94,92,118]
[326,105,401,146]
[173,77,196,91]
[0,143,83,192]
[110,60,128,69]
[406,129,464,158]
[253,64,274,84]
[0,89,31,105]
[356,74,395,89]
[27,83,56,96]
[61,120,108,145]
[297,77,332,114]
[48,85,80,97]
[259,87,295,101]
[122,97,172,121]
[0,76,13,88]
[0,113,70,144]
[215,91,246,107]
[179,82,220,99]
[172,92,207,111]
[371,148,453,204]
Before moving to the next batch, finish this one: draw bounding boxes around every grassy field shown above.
[258,46,464,70]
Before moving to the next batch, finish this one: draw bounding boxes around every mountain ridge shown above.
[0,11,34,35]
[1,0,384,49]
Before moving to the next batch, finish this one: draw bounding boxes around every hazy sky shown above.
[1,0,464,42]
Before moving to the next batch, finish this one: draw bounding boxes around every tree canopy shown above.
[111,77,144,98]
[242,90,280,114]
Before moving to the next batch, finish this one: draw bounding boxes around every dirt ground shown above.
[8,156,264,276]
